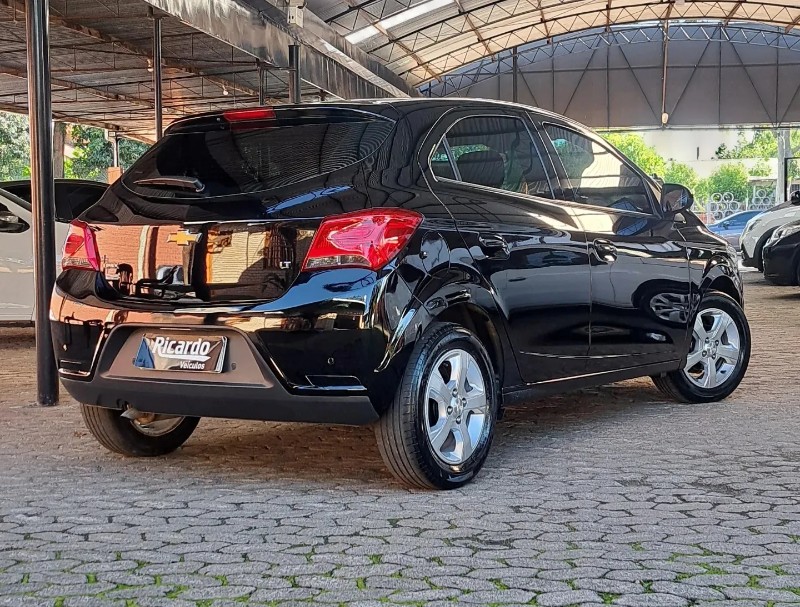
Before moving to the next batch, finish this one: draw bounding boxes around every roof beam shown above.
[786,13,800,33]
[140,0,414,98]
[0,65,166,111]
[454,0,494,58]
[724,1,744,25]
[0,0,260,97]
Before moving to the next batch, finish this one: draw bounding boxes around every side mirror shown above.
[0,212,27,234]
[661,183,693,215]
[721,220,731,229]
[791,191,800,205]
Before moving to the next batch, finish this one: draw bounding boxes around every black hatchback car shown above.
[52,99,750,489]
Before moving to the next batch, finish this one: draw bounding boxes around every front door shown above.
[541,123,691,372]
[425,111,592,384]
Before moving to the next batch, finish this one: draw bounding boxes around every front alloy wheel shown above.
[652,292,750,403]
[683,307,742,389]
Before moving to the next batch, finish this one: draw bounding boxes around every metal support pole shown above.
[257,62,266,106]
[25,0,59,405]
[512,47,518,103]
[111,134,120,168]
[152,14,163,139]
[288,44,301,104]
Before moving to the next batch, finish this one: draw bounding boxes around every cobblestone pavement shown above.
[2,272,800,607]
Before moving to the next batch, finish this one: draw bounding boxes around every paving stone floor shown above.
[2,272,800,606]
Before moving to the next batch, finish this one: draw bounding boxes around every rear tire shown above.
[652,292,750,403]
[375,322,498,490]
[81,405,199,457]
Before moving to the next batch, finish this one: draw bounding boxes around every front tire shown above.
[375,322,499,490]
[81,405,199,457]
[652,292,750,403]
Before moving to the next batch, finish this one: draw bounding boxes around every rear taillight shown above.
[62,220,101,271]
[303,209,422,271]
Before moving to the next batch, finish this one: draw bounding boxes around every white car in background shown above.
[0,179,106,324]
[741,191,800,270]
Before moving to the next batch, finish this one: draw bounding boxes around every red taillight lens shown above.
[62,220,101,271]
[223,107,276,122]
[303,209,422,271]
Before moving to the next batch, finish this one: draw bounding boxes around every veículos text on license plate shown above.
[134,334,227,373]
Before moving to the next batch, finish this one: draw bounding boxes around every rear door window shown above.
[433,115,553,199]
[123,109,394,200]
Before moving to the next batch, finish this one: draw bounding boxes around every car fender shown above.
[379,257,520,391]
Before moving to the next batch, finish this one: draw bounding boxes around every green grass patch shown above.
[356,578,367,590]
[641,580,654,593]
[369,554,383,565]
[631,542,644,552]
[747,575,761,588]
[165,585,188,599]
[765,565,788,576]
[53,599,65,607]
[215,575,229,587]
[491,579,509,590]
[699,564,727,575]
[600,592,619,604]
[566,579,578,590]
[21,573,29,584]
[86,573,97,584]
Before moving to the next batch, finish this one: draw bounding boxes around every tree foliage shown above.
[602,132,666,177]
[67,124,150,182]
[0,112,30,180]
[663,162,699,192]
[695,162,750,201]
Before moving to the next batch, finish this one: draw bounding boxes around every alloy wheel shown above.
[129,414,186,437]
[424,348,489,465]
[683,307,741,389]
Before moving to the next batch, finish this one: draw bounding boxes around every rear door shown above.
[0,197,34,322]
[82,107,395,306]
[541,122,691,371]
[424,110,592,384]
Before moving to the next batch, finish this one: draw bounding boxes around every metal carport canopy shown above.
[311,0,800,87]
[0,0,414,142]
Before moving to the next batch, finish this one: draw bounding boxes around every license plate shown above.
[133,334,227,373]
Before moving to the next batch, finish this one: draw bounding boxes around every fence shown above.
[698,186,777,224]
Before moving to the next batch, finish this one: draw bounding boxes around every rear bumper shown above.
[61,375,378,425]
[57,321,380,425]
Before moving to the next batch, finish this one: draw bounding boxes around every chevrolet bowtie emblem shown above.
[167,231,201,246]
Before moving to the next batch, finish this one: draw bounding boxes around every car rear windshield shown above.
[123,108,394,200]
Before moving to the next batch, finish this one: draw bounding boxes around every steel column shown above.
[257,61,266,105]
[512,47,518,103]
[25,0,58,405]
[111,134,120,167]
[152,14,163,139]
[289,44,301,104]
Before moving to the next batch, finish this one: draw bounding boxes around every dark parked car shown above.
[762,219,800,285]
[707,210,762,248]
[51,100,750,489]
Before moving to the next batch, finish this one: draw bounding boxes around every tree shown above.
[663,162,698,192]
[67,124,149,182]
[0,112,30,180]
[695,163,750,202]
[601,132,666,177]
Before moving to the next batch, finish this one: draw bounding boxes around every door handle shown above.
[593,238,618,263]
[478,234,510,258]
